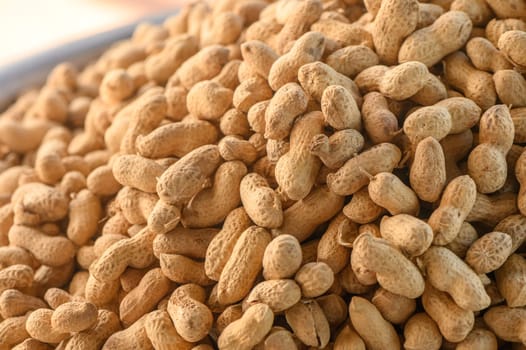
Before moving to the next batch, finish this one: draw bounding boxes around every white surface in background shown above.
[0,0,187,65]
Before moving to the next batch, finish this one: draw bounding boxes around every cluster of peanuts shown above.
[0,0,526,349]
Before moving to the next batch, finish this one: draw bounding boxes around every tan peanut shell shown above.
[295,262,334,298]
[264,82,308,140]
[217,226,271,304]
[372,288,416,325]
[310,129,364,169]
[262,234,302,280]
[349,296,401,350]
[443,52,496,111]
[182,160,247,228]
[317,213,353,274]
[465,231,512,274]
[218,303,274,350]
[421,246,491,311]
[157,144,222,205]
[429,175,477,245]
[51,301,98,333]
[240,172,283,228]
[403,312,442,350]
[360,92,399,144]
[495,254,526,307]
[368,172,420,216]
[205,207,252,281]
[343,188,384,224]
[321,84,361,131]
[273,185,344,242]
[372,0,419,65]
[326,45,379,78]
[399,11,473,67]
[410,136,446,202]
[327,142,402,196]
[267,31,325,91]
[483,306,526,344]
[379,214,433,257]
[153,226,217,259]
[136,120,219,159]
[275,111,324,200]
[243,279,301,312]
[285,300,330,348]
[422,283,474,343]
[403,106,452,145]
[352,233,424,298]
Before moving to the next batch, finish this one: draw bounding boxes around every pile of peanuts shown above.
[0,0,526,348]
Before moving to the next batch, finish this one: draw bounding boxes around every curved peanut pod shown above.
[349,297,401,350]
[120,88,167,154]
[429,175,477,245]
[264,83,308,140]
[421,246,491,311]
[372,0,419,65]
[90,228,156,282]
[368,172,420,216]
[361,92,399,144]
[137,120,219,159]
[422,283,474,343]
[181,161,247,228]
[218,303,274,350]
[399,11,472,67]
[379,214,433,257]
[217,226,271,305]
[310,129,364,169]
[240,173,282,228]
[205,208,252,281]
[351,233,424,298]
[12,183,69,225]
[327,142,401,196]
[273,185,344,242]
[483,306,526,344]
[298,62,362,106]
[9,226,74,267]
[435,97,481,134]
[67,189,102,246]
[66,309,122,350]
[157,145,222,205]
[379,61,428,100]
[403,106,452,145]
[144,310,192,350]
[275,111,324,201]
[321,85,361,131]
[153,226,218,259]
[112,155,166,193]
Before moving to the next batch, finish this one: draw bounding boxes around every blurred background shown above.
[0,0,189,66]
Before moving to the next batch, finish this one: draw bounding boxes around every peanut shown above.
[349,296,400,350]
[217,226,271,304]
[421,246,490,311]
[285,300,330,348]
[182,160,247,228]
[410,136,446,202]
[240,173,282,228]
[327,142,402,196]
[156,144,222,205]
[379,214,433,257]
[399,11,472,67]
[352,232,424,298]
[468,105,514,193]
[372,0,419,65]
[218,303,274,350]
[403,312,442,350]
